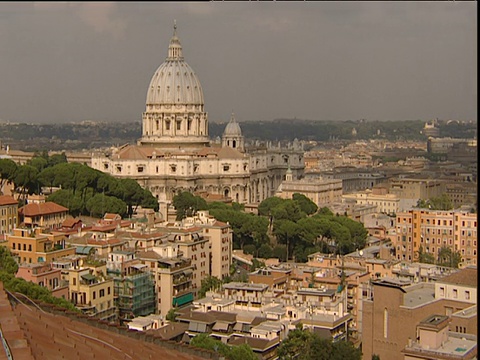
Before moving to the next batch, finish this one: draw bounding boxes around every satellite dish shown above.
[359,250,364,256]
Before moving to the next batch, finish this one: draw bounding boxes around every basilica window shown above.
[137,166,144,173]
[166,121,171,131]
[116,165,122,173]
[170,165,177,173]
[177,121,181,131]
[103,163,109,170]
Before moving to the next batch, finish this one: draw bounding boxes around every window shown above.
[177,121,181,130]
[100,289,105,297]
[108,287,111,295]
[439,287,445,296]
[93,291,96,300]
[166,120,171,130]
[465,291,470,300]
[137,166,144,173]
[453,289,458,299]
[384,308,388,338]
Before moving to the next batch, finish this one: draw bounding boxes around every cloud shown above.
[77,2,126,39]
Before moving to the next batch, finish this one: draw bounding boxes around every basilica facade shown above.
[91,24,304,209]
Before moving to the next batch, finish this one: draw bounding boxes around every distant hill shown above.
[0,119,476,152]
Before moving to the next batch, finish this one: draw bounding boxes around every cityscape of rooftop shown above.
[0,2,477,360]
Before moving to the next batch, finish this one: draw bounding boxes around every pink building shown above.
[16,263,69,299]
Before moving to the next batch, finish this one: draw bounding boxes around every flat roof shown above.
[402,284,436,308]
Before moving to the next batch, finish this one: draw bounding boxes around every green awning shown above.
[81,274,96,281]
[172,292,193,307]
[76,246,94,255]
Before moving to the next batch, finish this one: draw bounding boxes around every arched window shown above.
[384,308,388,338]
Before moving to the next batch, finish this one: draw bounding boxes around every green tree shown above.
[272,245,287,262]
[277,324,314,359]
[228,344,258,360]
[14,164,39,202]
[190,333,230,355]
[140,189,159,211]
[271,199,305,222]
[166,308,177,322]
[27,156,48,172]
[415,245,435,264]
[277,325,361,360]
[243,244,256,256]
[198,275,223,298]
[52,163,78,193]
[0,158,17,195]
[257,243,273,259]
[172,191,208,220]
[48,152,68,166]
[292,193,318,215]
[38,166,57,193]
[47,189,84,217]
[331,340,361,360]
[273,219,302,260]
[416,194,453,211]
[258,196,285,216]
[117,178,147,217]
[437,246,462,268]
[318,206,334,216]
[86,193,127,218]
[250,258,265,272]
[0,247,19,274]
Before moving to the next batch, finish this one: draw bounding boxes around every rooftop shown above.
[438,267,477,288]
[0,281,205,360]
[403,332,477,359]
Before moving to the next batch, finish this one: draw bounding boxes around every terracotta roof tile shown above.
[439,267,477,287]
[19,202,68,216]
[0,195,17,206]
[0,282,206,360]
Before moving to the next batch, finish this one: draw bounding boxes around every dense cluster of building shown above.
[0,23,477,360]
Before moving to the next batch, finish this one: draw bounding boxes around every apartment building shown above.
[194,211,232,280]
[19,200,69,229]
[137,243,194,316]
[68,264,116,321]
[163,226,210,298]
[0,195,18,235]
[6,228,76,264]
[395,209,477,266]
[106,251,156,320]
[16,262,69,299]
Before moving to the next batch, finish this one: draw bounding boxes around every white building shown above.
[90,23,304,213]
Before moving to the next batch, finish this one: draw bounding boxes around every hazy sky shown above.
[0,2,476,124]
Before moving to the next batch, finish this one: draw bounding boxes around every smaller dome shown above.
[223,113,242,137]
